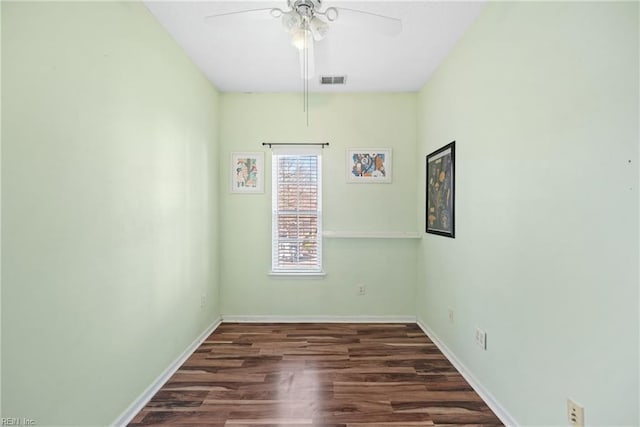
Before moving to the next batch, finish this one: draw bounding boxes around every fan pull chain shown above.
[306,20,310,126]
[301,19,310,127]
[302,38,307,113]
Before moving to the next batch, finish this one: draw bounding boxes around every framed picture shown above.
[347,148,392,183]
[426,141,455,237]
[231,152,264,193]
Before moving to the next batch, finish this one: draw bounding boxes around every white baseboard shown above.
[416,318,518,426]
[221,314,417,323]
[111,317,222,427]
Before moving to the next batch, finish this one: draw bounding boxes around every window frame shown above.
[271,147,323,276]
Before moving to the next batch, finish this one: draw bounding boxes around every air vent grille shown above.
[320,75,347,85]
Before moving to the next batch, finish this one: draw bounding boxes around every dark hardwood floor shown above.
[129,323,503,426]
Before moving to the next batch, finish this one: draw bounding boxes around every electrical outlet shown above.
[200,294,206,308]
[357,284,366,296]
[448,309,454,324]
[475,328,487,350]
[567,399,584,426]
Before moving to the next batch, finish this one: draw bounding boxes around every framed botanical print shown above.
[426,141,455,237]
[231,152,264,193]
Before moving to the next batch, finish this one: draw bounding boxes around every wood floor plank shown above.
[129,323,502,426]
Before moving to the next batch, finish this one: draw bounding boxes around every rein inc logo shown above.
[1,418,36,426]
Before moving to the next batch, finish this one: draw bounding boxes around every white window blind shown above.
[272,147,322,273]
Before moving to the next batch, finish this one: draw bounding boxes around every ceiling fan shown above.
[205,0,402,81]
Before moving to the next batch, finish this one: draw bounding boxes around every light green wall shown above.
[0,1,3,418]
[219,94,418,317]
[3,1,639,425]
[1,2,221,425]
[416,1,639,425]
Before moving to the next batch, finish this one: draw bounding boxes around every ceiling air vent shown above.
[320,75,347,85]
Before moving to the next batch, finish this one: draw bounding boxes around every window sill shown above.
[269,271,326,278]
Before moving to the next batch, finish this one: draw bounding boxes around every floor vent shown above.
[320,75,347,85]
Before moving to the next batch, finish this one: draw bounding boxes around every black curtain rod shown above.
[261,142,330,148]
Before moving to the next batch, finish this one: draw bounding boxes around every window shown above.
[271,148,322,274]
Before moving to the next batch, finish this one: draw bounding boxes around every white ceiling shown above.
[143,1,485,93]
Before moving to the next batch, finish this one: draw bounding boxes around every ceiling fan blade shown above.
[204,8,276,21]
[333,7,402,36]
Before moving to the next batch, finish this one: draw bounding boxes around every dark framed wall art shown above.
[426,141,455,238]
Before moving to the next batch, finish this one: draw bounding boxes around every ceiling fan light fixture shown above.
[281,11,301,32]
[291,28,312,50]
[309,16,329,40]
